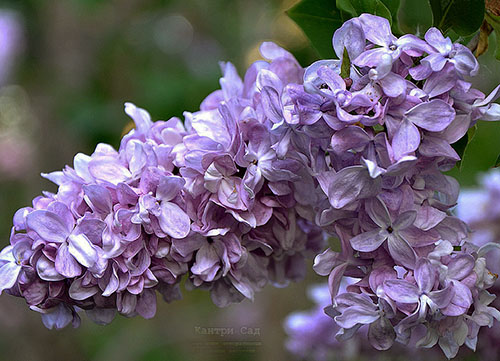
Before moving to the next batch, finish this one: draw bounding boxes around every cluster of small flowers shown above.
[0,42,325,328]
[456,170,500,360]
[1,12,500,357]
[284,282,443,361]
[284,170,500,360]
[308,14,500,358]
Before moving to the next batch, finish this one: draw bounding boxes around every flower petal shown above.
[26,210,70,243]
[405,99,455,132]
[0,262,21,294]
[158,202,191,239]
[368,317,396,350]
[335,306,380,329]
[68,233,98,268]
[387,234,417,269]
[350,229,387,252]
[384,280,419,303]
[55,243,82,278]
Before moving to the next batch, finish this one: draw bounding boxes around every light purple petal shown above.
[86,308,117,325]
[83,184,112,214]
[419,135,460,161]
[328,262,349,299]
[261,86,282,124]
[423,63,457,97]
[335,306,380,329]
[415,258,436,294]
[26,210,70,243]
[387,234,417,269]
[359,13,394,47]
[414,203,447,231]
[158,202,191,239]
[68,233,98,268]
[429,284,455,309]
[366,197,391,228]
[392,119,420,160]
[156,175,185,202]
[350,229,387,252]
[124,102,153,134]
[0,262,20,294]
[405,100,455,132]
[68,278,99,300]
[384,280,419,303]
[378,72,407,98]
[327,166,381,209]
[393,210,417,231]
[447,254,475,281]
[88,157,131,185]
[330,126,371,154]
[354,47,391,68]
[41,304,74,330]
[36,255,65,281]
[55,243,82,278]
[333,18,365,59]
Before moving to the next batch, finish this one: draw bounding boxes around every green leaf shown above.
[452,124,478,170]
[380,0,400,17]
[495,153,500,167]
[429,0,485,36]
[340,48,351,78]
[380,0,402,34]
[398,0,433,36]
[486,12,500,60]
[337,0,357,15]
[287,0,344,58]
[337,0,393,23]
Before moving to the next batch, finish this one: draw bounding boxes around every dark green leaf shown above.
[451,132,468,163]
[337,0,393,23]
[429,0,485,36]
[495,153,500,167]
[287,0,344,58]
[452,124,478,170]
[399,0,433,35]
[486,12,500,60]
[336,0,357,15]
[340,48,351,78]
[381,0,402,34]
[380,0,400,17]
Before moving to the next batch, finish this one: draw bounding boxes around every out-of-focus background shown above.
[0,1,499,360]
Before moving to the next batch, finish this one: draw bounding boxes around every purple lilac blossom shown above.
[0,12,500,359]
[285,170,500,360]
[456,170,500,360]
[0,44,324,326]
[308,14,500,359]
[284,282,448,361]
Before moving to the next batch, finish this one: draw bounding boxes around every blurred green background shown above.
[0,0,499,360]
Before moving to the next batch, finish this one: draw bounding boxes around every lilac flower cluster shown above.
[456,169,500,359]
[307,14,500,358]
[284,282,444,361]
[0,43,324,328]
[285,170,500,360]
[1,12,500,357]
